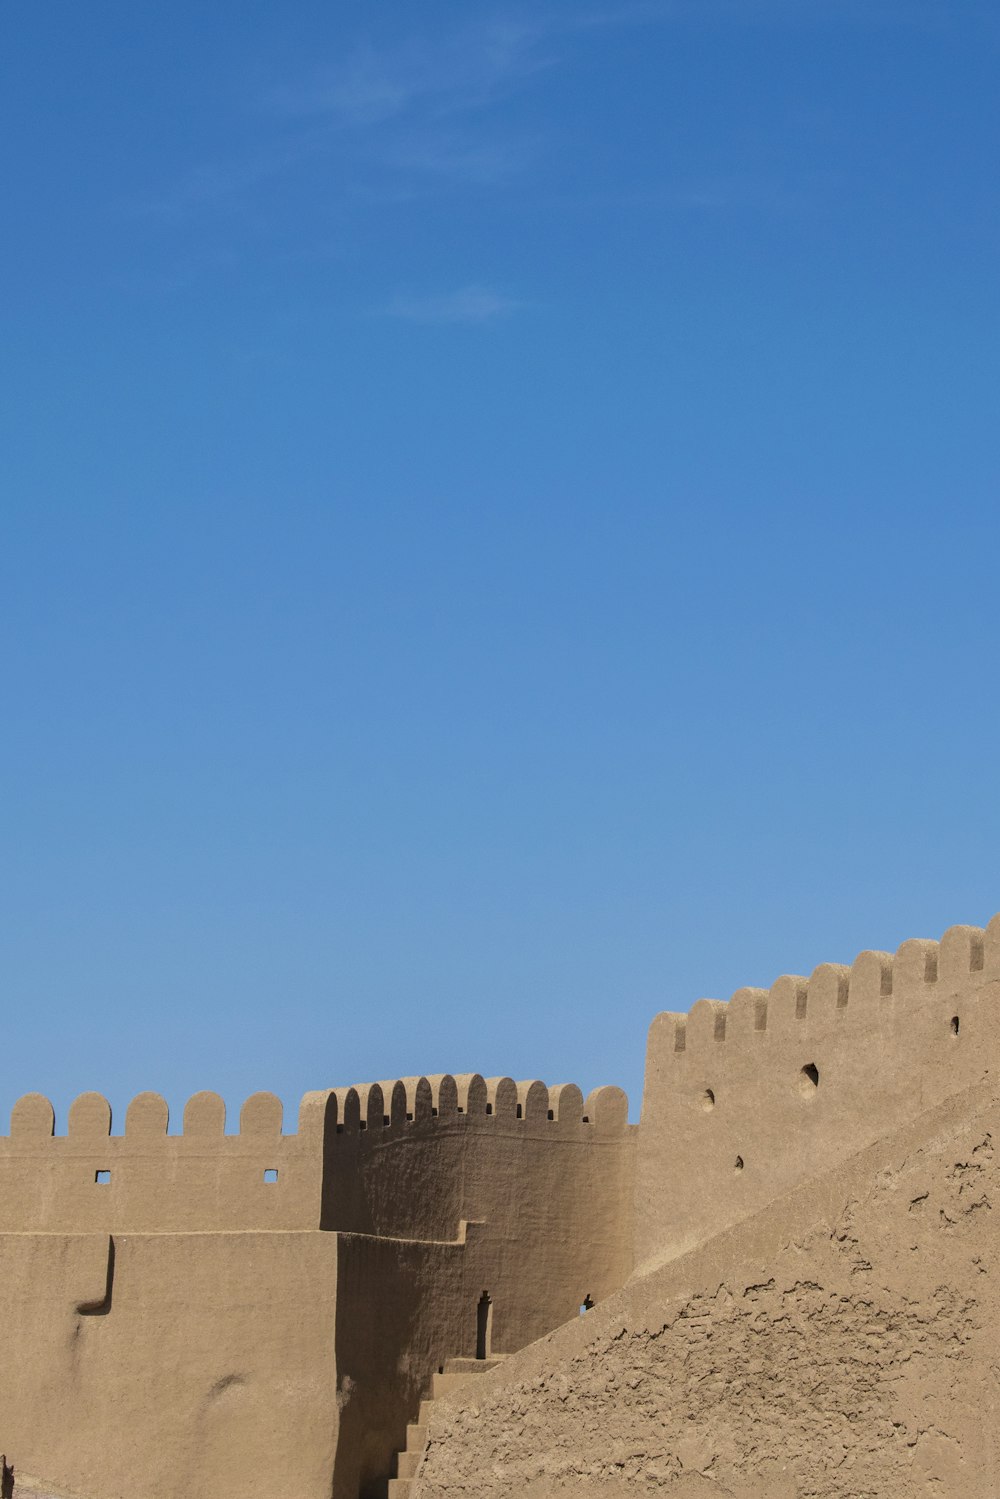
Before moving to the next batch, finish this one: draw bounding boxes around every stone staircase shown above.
[388,1356,507,1498]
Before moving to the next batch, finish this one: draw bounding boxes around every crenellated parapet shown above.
[0,1088,336,1234]
[7,1087,321,1139]
[635,915,1000,1266]
[0,1071,631,1241]
[649,921,991,1059]
[318,1074,628,1136]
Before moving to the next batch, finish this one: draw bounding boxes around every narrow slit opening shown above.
[476,1291,493,1359]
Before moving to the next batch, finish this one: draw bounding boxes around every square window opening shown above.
[95,1170,111,1185]
[263,1168,279,1183]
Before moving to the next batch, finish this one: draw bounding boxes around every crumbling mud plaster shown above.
[414,1083,1000,1498]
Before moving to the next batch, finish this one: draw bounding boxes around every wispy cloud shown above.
[379,286,522,325]
[268,18,551,127]
[268,7,672,127]
[137,12,582,221]
[137,0,975,226]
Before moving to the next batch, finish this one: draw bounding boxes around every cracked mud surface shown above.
[415,1094,1000,1497]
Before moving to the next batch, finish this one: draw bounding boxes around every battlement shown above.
[636,914,1000,1266]
[321,1075,629,1135]
[648,919,996,1064]
[0,1073,631,1239]
[0,1088,334,1234]
[5,1088,327,1140]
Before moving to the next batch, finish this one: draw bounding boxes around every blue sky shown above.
[2,0,999,1129]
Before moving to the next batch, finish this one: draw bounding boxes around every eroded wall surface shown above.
[0,1230,340,1499]
[412,1081,1000,1498]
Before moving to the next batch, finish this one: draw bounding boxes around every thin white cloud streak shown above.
[379,287,523,325]
[138,9,578,218]
[131,0,961,257]
[267,6,673,128]
[267,21,549,127]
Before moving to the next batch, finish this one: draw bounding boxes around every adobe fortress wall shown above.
[410,1078,1000,1498]
[0,1071,634,1499]
[322,1073,636,1350]
[0,1227,341,1499]
[0,1088,335,1233]
[635,916,1000,1266]
[0,1089,344,1499]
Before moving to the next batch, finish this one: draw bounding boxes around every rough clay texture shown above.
[414,1083,1000,1498]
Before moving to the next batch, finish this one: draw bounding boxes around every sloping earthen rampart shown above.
[413,1077,1000,1497]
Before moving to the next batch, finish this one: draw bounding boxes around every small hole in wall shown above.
[580,1294,595,1315]
[263,1169,278,1183]
[95,1170,110,1185]
[547,1109,554,1120]
[516,1104,523,1119]
[485,1103,493,1115]
[951,1015,960,1036]
[734,1156,744,1172]
[701,1089,716,1112]
[800,1062,820,1095]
